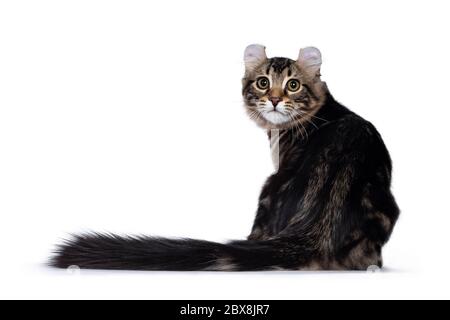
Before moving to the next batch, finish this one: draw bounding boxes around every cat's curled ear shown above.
[244,44,267,72]
[297,47,322,77]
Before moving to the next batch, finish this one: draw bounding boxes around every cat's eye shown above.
[287,79,301,92]
[256,77,270,90]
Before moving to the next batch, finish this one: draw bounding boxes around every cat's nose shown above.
[269,97,282,107]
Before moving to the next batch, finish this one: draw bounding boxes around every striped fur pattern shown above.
[51,46,399,271]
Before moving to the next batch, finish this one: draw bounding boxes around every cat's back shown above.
[306,101,389,165]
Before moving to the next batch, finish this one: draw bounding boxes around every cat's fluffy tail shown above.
[51,233,313,271]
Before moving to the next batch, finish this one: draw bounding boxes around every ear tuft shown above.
[297,47,322,74]
[244,44,267,71]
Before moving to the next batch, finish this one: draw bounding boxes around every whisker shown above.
[296,109,321,130]
[288,113,304,140]
[302,111,329,123]
[299,119,309,140]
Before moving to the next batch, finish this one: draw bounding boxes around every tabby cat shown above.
[52,45,399,271]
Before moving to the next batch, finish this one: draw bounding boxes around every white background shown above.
[0,0,449,300]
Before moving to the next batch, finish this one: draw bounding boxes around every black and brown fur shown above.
[51,45,399,271]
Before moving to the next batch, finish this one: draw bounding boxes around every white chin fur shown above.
[260,101,290,125]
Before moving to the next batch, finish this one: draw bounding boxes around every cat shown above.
[51,45,399,271]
